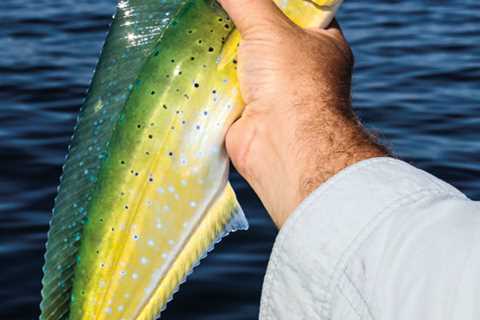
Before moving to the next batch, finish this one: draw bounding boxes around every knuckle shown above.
[225,114,259,180]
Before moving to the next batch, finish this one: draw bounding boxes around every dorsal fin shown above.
[39,1,187,319]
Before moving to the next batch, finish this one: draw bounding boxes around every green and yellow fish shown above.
[40,0,342,319]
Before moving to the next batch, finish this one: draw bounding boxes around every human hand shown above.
[218,0,388,228]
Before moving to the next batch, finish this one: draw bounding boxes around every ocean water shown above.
[0,0,478,319]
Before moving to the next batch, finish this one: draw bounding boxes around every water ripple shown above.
[0,0,479,318]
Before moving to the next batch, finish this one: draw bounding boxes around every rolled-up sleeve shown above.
[260,157,480,320]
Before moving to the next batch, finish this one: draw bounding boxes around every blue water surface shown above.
[0,0,479,319]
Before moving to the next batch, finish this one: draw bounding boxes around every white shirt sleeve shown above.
[259,157,480,320]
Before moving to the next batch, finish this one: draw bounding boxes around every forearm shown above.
[231,101,388,227]
[296,104,388,198]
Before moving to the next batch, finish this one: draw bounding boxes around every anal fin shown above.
[219,182,249,234]
[137,182,248,320]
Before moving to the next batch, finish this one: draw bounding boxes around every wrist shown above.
[297,114,389,198]
[266,104,388,227]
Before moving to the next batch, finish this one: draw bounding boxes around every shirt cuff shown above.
[259,157,465,319]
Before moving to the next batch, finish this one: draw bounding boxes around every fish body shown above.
[40,1,343,319]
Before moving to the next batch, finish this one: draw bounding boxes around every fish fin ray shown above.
[138,182,248,320]
[39,1,185,319]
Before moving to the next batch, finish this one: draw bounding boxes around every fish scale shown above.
[40,0,342,319]
[69,4,242,318]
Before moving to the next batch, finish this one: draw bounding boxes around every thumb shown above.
[218,0,290,36]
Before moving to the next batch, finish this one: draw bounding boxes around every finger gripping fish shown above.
[40,0,342,319]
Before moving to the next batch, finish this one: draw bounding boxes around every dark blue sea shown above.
[0,0,479,319]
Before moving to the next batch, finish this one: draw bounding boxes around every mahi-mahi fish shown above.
[40,0,343,319]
